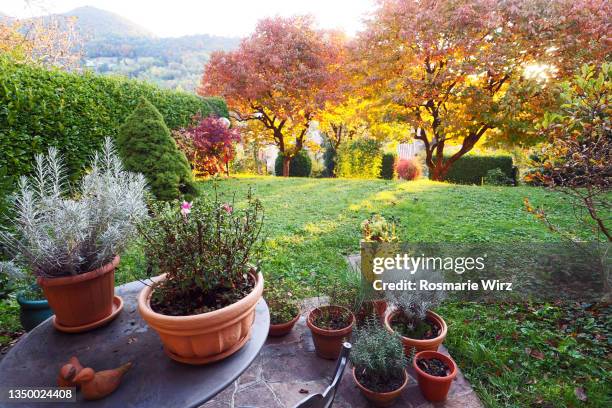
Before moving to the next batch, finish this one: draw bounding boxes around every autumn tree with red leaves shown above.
[199,16,343,176]
[353,0,610,181]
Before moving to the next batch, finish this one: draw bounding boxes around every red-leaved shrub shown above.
[396,159,421,180]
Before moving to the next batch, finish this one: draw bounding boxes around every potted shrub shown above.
[265,277,301,337]
[0,139,147,333]
[137,190,265,365]
[351,317,409,407]
[359,214,398,294]
[413,350,458,402]
[384,290,447,356]
[307,275,356,359]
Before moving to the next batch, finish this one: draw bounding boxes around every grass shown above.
[3,176,609,406]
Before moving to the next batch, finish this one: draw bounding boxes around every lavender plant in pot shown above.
[351,317,409,407]
[0,139,147,333]
[137,189,265,364]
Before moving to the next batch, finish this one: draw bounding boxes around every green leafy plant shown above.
[380,153,396,180]
[484,168,514,186]
[336,138,382,179]
[265,277,300,324]
[361,214,398,243]
[351,317,407,393]
[138,188,264,316]
[117,97,197,201]
[443,154,515,185]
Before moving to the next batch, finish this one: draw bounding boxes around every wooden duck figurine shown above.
[57,356,85,388]
[73,362,132,400]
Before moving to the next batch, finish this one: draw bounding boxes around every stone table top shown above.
[0,281,269,408]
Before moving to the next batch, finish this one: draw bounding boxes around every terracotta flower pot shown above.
[353,367,408,407]
[37,256,122,333]
[384,310,447,356]
[138,272,264,365]
[269,310,301,337]
[413,350,458,402]
[306,306,354,360]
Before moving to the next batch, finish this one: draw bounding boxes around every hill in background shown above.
[2,6,240,91]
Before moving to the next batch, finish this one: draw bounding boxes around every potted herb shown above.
[265,277,301,337]
[384,290,447,356]
[0,140,147,333]
[137,190,265,365]
[413,350,458,402]
[307,273,356,359]
[351,317,409,407]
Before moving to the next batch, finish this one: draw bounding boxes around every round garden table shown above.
[0,280,269,408]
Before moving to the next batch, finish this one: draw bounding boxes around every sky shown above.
[2,0,376,38]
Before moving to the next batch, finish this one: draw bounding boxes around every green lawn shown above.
[3,176,609,406]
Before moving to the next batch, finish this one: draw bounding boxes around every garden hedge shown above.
[380,153,396,180]
[0,57,227,194]
[336,138,382,179]
[443,154,515,185]
[275,151,312,177]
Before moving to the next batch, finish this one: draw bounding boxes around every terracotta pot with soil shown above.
[138,272,264,365]
[269,309,301,337]
[307,305,354,359]
[384,309,447,355]
[413,350,457,402]
[352,367,408,407]
[38,256,122,333]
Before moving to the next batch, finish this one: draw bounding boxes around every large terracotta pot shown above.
[413,350,457,402]
[138,272,264,365]
[37,256,122,333]
[353,367,408,407]
[306,306,354,360]
[269,309,301,337]
[384,310,447,356]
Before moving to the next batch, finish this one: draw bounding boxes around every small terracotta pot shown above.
[269,310,301,337]
[357,299,388,324]
[306,305,354,360]
[37,256,120,332]
[384,310,447,356]
[138,272,264,365]
[353,367,408,407]
[413,350,458,402]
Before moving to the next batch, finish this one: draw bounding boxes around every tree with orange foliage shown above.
[199,16,343,176]
[353,0,610,181]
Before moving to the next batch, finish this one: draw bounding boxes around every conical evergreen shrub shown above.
[117,97,197,201]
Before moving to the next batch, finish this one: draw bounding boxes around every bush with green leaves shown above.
[351,317,408,392]
[336,138,382,179]
[274,151,312,177]
[322,137,337,177]
[484,168,514,186]
[0,56,226,202]
[443,154,515,185]
[117,98,197,201]
[380,153,396,180]
[265,277,300,324]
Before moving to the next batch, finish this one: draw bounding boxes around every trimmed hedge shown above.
[275,151,312,177]
[336,138,382,179]
[380,153,396,180]
[0,57,227,192]
[443,154,515,185]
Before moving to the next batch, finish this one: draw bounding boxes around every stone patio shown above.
[201,303,483,408]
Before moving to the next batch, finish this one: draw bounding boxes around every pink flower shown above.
[180,201,192,216]
[221,203,233,214]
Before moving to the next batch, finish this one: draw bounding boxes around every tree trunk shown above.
[282,156,290,177]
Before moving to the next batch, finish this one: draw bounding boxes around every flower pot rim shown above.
[385,309,447,344]
[413,350,458,382]
[16,292,49,307]
[270,308,301,328]
[36,256,120,287]
[352,366,409,396]
[306,305,355,334]
[138,272,264,323]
